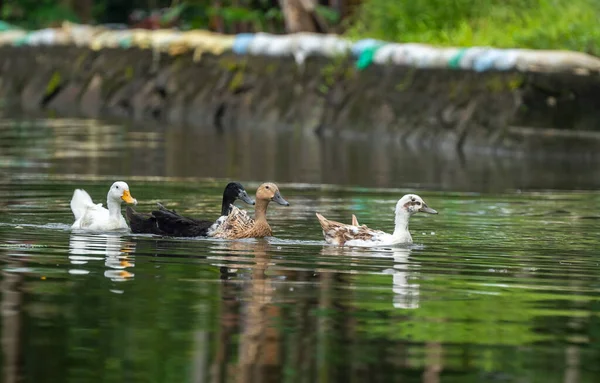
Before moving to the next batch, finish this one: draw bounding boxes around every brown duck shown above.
[209,182,290,239]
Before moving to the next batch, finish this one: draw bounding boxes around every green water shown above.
[2,117,600,382]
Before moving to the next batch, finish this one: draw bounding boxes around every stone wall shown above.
[1,46,600,157]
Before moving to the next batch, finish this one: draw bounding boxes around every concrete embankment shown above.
[1,26,600,157]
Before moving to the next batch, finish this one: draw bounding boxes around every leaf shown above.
[315,5,340,24]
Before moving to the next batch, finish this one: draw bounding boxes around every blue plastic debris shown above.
[232,33,255,55]
[356,44,385,70]
[448,48,468,69]
[0,21,21,31]
[351,38,385,58]
[473,49,502,72]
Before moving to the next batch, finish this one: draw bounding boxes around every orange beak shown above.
[121,189,137,205]
[120,260,134,268]
[119,271,134,279]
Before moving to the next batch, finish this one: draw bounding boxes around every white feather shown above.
[318,194,437,247]
[70,189,97,221]
[70,182,135,232]
[207,215,227,236]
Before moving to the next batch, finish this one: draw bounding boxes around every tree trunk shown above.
[210,0,225,33]
[278,0,327,33]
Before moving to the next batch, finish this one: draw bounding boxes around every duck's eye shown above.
[115,186,119,189]
[265,186,270,189]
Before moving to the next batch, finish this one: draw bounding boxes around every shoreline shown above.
[1,39,600,157]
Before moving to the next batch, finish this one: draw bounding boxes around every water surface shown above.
[2,116,600,192]
[2,117,600,383]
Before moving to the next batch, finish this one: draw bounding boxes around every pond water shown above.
[2,117,600,383]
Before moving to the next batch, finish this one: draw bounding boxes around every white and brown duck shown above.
[316,194,437,247]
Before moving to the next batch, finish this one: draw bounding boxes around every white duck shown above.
[316,194,437,247]
[70,181,138,231]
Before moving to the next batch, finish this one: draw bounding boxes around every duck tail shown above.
[70,189,93,220]
[315,213,329,230]
[351,214,359,226]
[156,202,177,214]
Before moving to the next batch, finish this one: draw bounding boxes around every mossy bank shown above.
[1,46,600,157]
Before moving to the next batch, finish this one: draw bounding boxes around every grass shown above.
[346,0,600,56]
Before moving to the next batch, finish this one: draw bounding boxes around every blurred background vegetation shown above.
[0,0,281,32]
[347,0,600,55]
[1,0,598,55]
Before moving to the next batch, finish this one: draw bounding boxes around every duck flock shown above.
[70,181,438,248]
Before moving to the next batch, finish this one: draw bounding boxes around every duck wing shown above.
[75,203,108,229]
[210,205,256,238]
[126,206,165,235]
[316,213,386,246]
[152,203,213,237]
[70,189,96,221]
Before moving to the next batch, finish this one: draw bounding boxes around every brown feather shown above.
[210,182,287,239]
[316,213,385,246]
[211,205,273,239]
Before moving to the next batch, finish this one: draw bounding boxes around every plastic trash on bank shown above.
[492,50,519,71]
[232,33,255,55]
[391,44,443,68]
[14,28,71,46]
[514,50,600,73]
[90,30,136,50]
[146,29,181,51]
[291,33,351,65]
[447,47,519,71]
[61,22,101,47]
[351,38,386,58]
[168,30,235,59]
[373,43,401,65]
[124,29,151,49]
[472,49,507,72]
[2,22,600,76]
[429,48,462,68]
[0,30,27,46]
[247,33,294,57]
[356,43,385,70]
[0,21,22,32]
[456,47,489,70]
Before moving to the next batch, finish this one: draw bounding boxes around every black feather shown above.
[126,206,163,235]
[126,182,250,237]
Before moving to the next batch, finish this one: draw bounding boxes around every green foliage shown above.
[347,0,600,56]
[2,0,80,28]
[179,1,284,32]
[315,5,340,24]
[45,72,62,96]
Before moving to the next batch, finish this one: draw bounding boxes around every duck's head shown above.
[109,181,137,205]
[396,194,437,216]
[256,182,290,206]
[224,182,255,205]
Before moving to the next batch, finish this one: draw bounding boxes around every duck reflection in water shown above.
[389,247,420,309]
[206,240,282,382]
[207,241,421,383]
[236,241,281,383]
[68,233,136,282]
[320,245,420,309]
[203,240,362,383]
